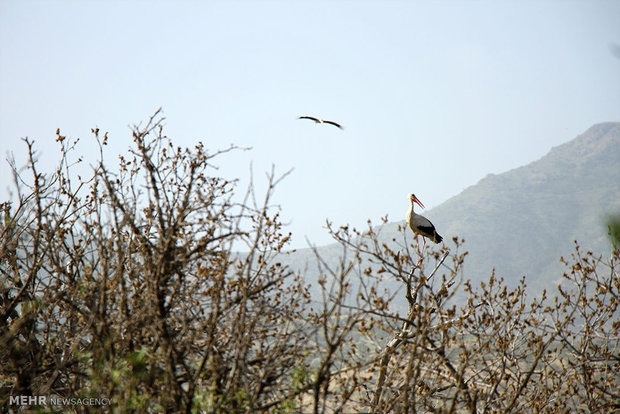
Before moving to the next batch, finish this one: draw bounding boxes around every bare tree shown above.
[304,218,619,413]
[1,110,618,413]
[1,111,311,412]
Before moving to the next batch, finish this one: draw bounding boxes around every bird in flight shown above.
[406,193,443,248]
[298,116,343,129]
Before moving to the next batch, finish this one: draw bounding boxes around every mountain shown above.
[420,121,620,292]
[283,122,620,296]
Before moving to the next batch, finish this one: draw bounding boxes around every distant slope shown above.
[283,122,620,295]
[421,122,620,291]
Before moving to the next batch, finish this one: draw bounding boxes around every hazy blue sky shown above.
[1,0,619,248]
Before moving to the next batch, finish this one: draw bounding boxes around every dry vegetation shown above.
[1,111,618,413]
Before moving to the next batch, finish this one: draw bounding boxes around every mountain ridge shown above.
[412,121,620,291]
[283,122,620,295]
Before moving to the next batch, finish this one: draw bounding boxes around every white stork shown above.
[298,116,343,129]
[406,193,443,247]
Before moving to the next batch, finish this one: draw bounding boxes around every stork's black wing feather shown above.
[323,120,343,129]
[417,225,443,244]
[298,116,320,122]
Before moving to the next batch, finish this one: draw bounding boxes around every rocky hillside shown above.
[282,122,620,296]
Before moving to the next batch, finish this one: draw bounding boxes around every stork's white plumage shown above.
[298,116,343,129]
[406,193,443,246]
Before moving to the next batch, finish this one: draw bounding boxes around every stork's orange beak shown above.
[412,195,425,209]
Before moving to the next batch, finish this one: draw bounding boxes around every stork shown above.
[406,193,443,247]
[298,116,343,129]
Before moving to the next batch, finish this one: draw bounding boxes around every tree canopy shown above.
[1,112,618,413]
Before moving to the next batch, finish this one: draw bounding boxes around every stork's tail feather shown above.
[434,233,443,244]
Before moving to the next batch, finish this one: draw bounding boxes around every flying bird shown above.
[406,193,443,247]
[298,116,343,129]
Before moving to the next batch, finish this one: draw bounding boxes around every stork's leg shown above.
[415,234,423,265]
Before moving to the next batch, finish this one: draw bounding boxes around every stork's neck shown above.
[407,201,417,219]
